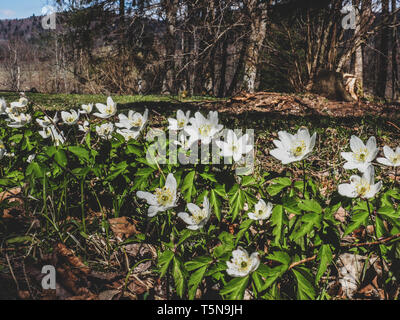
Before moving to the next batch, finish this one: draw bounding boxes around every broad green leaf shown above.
[181,171,196,202]
[270,205,286,244]
[210,189,222,221]
[158,250,174,278]
[68,146,90,162]
[298,199,322,214]
[220,276,249,299]
[173,257,186,298]
[343,210,369,236]
[316,244,332,283]
[228,184,246,221]
[185,256,213,271]
[292,267,316,300]
[267,177,292,196]
[188,265,207,300]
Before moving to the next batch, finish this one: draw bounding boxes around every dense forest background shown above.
[0,0,399,100]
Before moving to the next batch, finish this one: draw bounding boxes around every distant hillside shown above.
[0,15,46,41]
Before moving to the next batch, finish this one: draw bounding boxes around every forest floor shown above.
[1,91,400,300]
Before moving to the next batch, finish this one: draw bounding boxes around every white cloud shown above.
[0,9,16,17]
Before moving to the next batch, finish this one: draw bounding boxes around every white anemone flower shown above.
[80,103,93,114]
[341,135,378,173]
[116,109,148,131]
[248,199,273,221]
[178,197,212,230]
[226,247,260,277]
[27,154,36,163]
[93,97,117,119]
[49,127,66,146]
[377,146,400,167]
[61,110,79,125]
[10,97,28,108]
[36,113,59,128]
[78,120,90,133]
[168,109,191,131]
[96,122,114,140]
[0,98,7,115]
[7,113,31,128]
[136,173,177,217]
[270,128,316,164]
[184,111,223,145]
[39,126,54,139]
[338,165,382,199]
[174,131,191,150]
[216,130,253,162]
[0,140,6,160]
[116,128,140,141]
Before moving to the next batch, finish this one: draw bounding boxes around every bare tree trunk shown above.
[354,0,363,90]
[218,34,229,97]
[242,0,268,93]
[376,0,389,98]
[392,0,398,100]
[163,0,178,95]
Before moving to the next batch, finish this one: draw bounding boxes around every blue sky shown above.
[0,0,51,19]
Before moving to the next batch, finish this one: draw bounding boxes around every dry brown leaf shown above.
[55,243,90,275]
[0,187,24,218]
[108,216,139,240]
[334,207,348,223]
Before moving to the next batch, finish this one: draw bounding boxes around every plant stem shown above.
[366,199,388,299]
[302,159,306,198]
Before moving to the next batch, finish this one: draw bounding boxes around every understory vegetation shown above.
[1,92,400,300]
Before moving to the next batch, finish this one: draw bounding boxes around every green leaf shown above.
[181,171,196,202]
[267,177,292,196]
[158,250,174,278]
[228,184,246,221]
[173,257,186,298]
[235,219,253,246]
[54,149,67,168]
[267,251,291,266]
[316,245,332,283]
[270,205,286,244]
[292,267,316,300]
[298,199,322,214]
[68,146,90,162]
[220,276,249,299]
[200,172,217,182]
[343,210,369,236]
[210,189,222,221]
[6,236,33,244]
[292,212,322,241]
[188,265,207,300]
[185,256,213,271]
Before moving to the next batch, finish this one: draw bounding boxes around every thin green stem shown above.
[366,199,388,300]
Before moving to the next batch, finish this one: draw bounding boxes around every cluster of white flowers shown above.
[0,95,149,148]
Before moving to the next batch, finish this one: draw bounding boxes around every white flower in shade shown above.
[184,111,223,145]
[80,103,93,114]
[27,154,36,163]
[270,128,316,164]
[136,173,177,217]
[93,97,117,119]
[7,113,31,128]
[0,140,6,160]
[341,135,378,173]
[49,127,66,146]
[216,130,253,162]
[36,113,59,128]
[116,128,140,141]
[10,97,28,108]
[39,126,53,139]
[377,146,400,167]
[174,131,191,150]
[178,197,212,230]
[168,109,191,131]
[78,120,90,133]
[0,98,7,115]
[248,199,273,221]
[338,165,382,199]
[96,122,114,140]
[226,247,260,277]
[61,110,79,125]
[116,109,148,131]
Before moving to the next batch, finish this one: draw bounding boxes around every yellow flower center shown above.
[391,154,400,165]
[155,186,174,207]
[355,180,370,197]
[106,105,114,115]
[192,209,207,224]
[354,148,369,162]
[0,143,5,149]
[177,119,186,128]
[132,118,143,127]
[291,140,306,157]
[199,124,211,137]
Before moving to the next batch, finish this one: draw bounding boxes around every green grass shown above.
[0,92,225,110]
